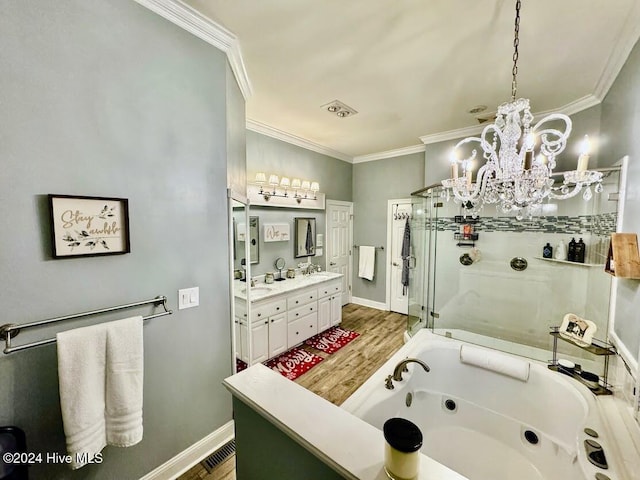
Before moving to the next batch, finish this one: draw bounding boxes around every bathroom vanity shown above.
[234,272,343,365]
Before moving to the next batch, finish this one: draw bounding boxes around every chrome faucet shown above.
[299,262,320,275]
[385,358,430,389]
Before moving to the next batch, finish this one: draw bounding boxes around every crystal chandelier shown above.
[441,0,603,219]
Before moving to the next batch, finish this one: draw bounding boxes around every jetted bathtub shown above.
[341,330,625,480]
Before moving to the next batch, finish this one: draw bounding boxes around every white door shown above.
[326,200,353,305]
[388,200,412,314]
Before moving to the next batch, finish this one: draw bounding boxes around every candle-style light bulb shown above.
[449,150,459,179]
[465,161,473,187]
[577,135,590,172]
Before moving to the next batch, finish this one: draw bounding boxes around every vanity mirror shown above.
[274,257,286,281]
[294,217,316,258]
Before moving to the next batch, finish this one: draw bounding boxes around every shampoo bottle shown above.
[568,237,577,262]
[555,240,567,260]
[575,238,586,263]
[542,243,553,259]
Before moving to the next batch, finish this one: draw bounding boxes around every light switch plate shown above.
[178,287,199,310]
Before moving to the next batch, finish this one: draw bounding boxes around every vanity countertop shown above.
[234,271,343,302]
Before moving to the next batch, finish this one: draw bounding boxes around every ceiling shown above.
[183,0,640,162]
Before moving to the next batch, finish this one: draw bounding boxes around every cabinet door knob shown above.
[296,313,299,316]
[296,331,299,335]
[257,313,261,317]
[296,300,299,304]
[310,307,313,311]
[264,321,268,325]
[276,307,280,310]
[310,296,313,299]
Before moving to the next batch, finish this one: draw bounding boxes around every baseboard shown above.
[139,420,234,480]
[351,296,388,311]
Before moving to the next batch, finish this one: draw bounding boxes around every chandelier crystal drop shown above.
[441,0,603,219]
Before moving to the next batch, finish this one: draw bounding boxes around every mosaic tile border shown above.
[428,212,617,236]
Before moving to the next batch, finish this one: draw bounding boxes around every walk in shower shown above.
[408,167,622,377]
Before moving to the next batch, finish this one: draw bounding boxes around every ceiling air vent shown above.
[321,100,358,118]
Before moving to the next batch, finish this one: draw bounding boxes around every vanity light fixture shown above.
[254,172,320,203]
[440,0,603,220]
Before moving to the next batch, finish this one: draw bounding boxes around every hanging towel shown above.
[57,323,109,469]
[57,316,144,469]
[305,221,314,255]
[358,246,376,281]
[105,317,144,447]
[401,217,411,295]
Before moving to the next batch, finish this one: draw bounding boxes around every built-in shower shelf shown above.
[534,257,605,268]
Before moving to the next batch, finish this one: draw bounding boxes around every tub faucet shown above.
[392,358,430,382]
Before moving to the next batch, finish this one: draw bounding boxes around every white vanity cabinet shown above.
[317,279,342,330]
[234,302,249,364]
[249,298,287,364]
[286,287,318,347]
[234,273,343,366]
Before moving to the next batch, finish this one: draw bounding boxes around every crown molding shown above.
[352,144,426,164]
[133,0,252,99]
[246,119,353,163]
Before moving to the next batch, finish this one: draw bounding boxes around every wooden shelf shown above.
[534,257,604,268]
[605,233,640,279]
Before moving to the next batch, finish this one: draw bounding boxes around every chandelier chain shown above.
[511,0,521,101]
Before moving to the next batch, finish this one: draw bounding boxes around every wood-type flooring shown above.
[178,303,407,480]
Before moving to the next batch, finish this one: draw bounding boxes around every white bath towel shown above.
[57,323,109,469]
[57,316,144,469]
[460,344,530,382]
[358,246,376,281]
[105,316,144,447]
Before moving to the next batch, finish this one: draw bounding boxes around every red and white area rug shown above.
[263,347,323,380]
[236,358,248,373]
[304,326,360,354]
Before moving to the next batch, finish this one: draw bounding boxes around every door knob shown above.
[392,262,399,266]
[329,262,336,266]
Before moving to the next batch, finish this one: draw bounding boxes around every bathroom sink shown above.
[240,286,273,295]
[311,273,334,279]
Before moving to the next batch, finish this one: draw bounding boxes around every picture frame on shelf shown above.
[559,313,597,347]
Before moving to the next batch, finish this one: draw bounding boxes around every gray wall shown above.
[246,130,352,276]
[352,153,425,302]
[600,37,640,362]
[0,1,236,478]
[226,65,247,198]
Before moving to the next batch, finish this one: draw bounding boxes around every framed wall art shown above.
[48,194,130,258]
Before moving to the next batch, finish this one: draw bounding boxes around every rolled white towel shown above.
[460,344,530,382]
